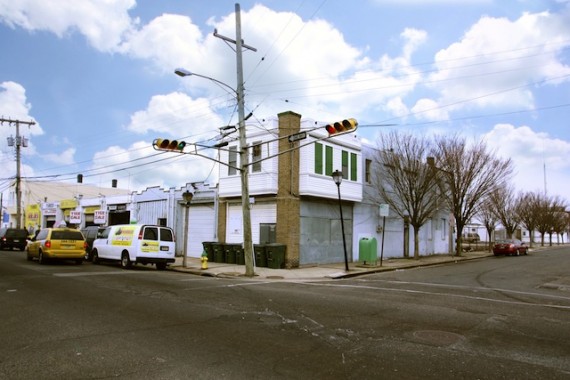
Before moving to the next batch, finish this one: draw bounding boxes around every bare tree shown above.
[476,197,498,252]
[375,131,442,259]
[534,194,564,246]
[515,191,541,248]
[432,135,513,256]
[489,185,519,239]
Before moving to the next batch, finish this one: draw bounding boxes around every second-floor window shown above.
[342,150,358,181]
[251,141,262,173]
[365,159,372,184]
[228,146,238,176]
[314,142,334,176]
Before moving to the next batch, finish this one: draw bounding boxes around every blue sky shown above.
[0,0,569,200]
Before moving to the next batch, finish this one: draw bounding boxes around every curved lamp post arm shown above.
[174,68,237,96]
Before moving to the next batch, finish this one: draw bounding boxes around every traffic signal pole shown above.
[215,3,257,277]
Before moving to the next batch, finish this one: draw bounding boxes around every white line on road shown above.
[53,271,147,277]
[302,282,570,310]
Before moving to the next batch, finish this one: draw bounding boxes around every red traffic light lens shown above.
[325,125,336,134]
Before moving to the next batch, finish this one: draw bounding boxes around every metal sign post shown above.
[379,204,389,266]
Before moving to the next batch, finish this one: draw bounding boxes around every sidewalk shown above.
[170,249,498,281]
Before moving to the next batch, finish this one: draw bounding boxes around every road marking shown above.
[360,279,570,301]
[303,282,570,310]
[53,271,147,277]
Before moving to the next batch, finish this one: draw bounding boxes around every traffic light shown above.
[153,138,187,152]
[324,118,358,137]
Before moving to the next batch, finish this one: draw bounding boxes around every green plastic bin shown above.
[225,244,237,264]
[235,245,245,265]
[359,237,378,265]
[202,241,216,262]
[212,243,226,263]
[254,244,267,267]
[266,244,286,269]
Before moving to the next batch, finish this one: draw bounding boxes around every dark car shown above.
[0,228,29,251]
[493,239,528,256]
[81,226,105,261]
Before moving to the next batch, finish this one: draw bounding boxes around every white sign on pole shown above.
[94,210,107,224]
[70,211,82,224]
[379,204,389,217]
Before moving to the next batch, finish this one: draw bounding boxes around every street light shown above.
[182,190,193,268]
[331,170,349,272]
[175,65,255,277]
[175,68,237,96]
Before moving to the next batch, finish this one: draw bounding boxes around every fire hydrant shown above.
[200,251,208,270]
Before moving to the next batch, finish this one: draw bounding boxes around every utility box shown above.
[359,237,378,266]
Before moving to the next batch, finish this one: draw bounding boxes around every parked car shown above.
[81,226,105,261]
[493,239,528,256]
[27,228,87,264]
[0,228,29,251]
[91,224,176,270]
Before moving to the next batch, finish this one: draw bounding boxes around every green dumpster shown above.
[202,241,215,262]
[254,244,267,267]
[235,244,245,265]
[225,244,237,264]
[359,237,378,265]
[212,243,226,263]
[266,244,286,269]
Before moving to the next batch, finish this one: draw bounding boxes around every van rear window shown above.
[160,228,174,242]
[51,231,84,240]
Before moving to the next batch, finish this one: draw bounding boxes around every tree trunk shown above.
[413,228,420,260]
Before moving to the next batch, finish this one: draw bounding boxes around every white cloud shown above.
[0,0,137,51]
[426,11,570,117]
[484,123,570,196]
[42,147,76,165]
[90,141,218,191]
[411,98,449,121]
[125,92,224,142]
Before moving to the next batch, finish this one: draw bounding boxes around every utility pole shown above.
[2,117,35,229]
[214,3,257,277]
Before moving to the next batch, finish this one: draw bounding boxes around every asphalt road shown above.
[1,246,569,379]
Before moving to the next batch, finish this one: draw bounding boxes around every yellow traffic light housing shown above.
[324,118,358,137]
[153,138,187,152]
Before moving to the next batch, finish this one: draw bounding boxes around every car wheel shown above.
[120,252,131,269]
[156,262,167,270]
[92,251,99,264]
[524,248,528,255]
[26,249,32,261]
[38,251,46,265]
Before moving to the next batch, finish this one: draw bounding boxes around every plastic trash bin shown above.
[235,245,245,265]
[225,244,237,264]
[202,241,215,262]
[359,237,378,265]
[266,244,286,269]
[212,243,226,263]
[254,244,267,267]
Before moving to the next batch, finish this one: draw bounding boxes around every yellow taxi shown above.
[27,227,87,264]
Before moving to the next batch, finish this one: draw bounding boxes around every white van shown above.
[91,224,176,270]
